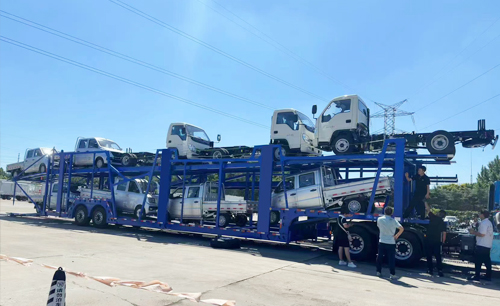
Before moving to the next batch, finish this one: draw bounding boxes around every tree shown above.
[477,155,500,188]
[0,167,11,180]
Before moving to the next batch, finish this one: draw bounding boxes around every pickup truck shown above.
[6,147,55,177]
[169,182,255,227]
[79,178,158,218]
[271,166,393,223]
[30,182,80,210]
[74,137,156,168]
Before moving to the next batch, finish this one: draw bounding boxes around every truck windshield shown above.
[297,112,315,133]
[322,99,351,122]
[186,125,210,141]
[98,139,122,151]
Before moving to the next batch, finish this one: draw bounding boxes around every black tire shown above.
[74,205,90,226]
[395,232,423,267]
[92,206,108,228]
[235,214,248,227]
[332,134,355,155]
[341,197,367,214]
[170,149,178,160]
[212,150,224,159]
[121,154,137,167]
[273,146,287,161]
[270,210,280,225]
[348,226,375,261]
[210,237,241,249]
[95,157,105,169]
[39,164,47,174]
[218,213,231,227]
[134,205,143,219]
[426,130,455,155]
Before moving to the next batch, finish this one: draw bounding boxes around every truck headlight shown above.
[302,133,311,142]
[188,144,196,152]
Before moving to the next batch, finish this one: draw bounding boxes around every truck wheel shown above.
[426,130,455,155]
[212,150,224,159]
[348,226,375,261]
[74,205,90,226]
[92,206,108,228]
[332,134,354,155]
[235,214,248,227]
[121,154,137,167]
[270,210,280,225]
[95,157,105,168]
[39,164,47,174]
[273,146,287,161]
[134,205,143,219]
[341,198,367,214]
[210,237,241,249]
[395,232,422,267]
[218,213,231,227]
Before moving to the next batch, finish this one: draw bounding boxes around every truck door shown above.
[167,125,188,157]
[24,149,36,173]
[273,111,300,150]
[296,172,322,208]
[183,186,202,219]
[114,180,128,212]
[126,180,142,213]
[318,99,354,144]
[272,176,297,209]
[87,138,102,165]
[74,139,89,166]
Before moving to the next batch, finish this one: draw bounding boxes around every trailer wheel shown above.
[121,154,137,167]
[348,226,375,260]
[74,205,90,226]
[270,210,280,225]
[218,213,231,227]
[395,232,422,267]
[95,157,105,168]
[210,237,241,249]
[426,130,455,155]
[92,206,108,228]
[235,214,248,227]
[39,164,46,174]
[332,134,354,155]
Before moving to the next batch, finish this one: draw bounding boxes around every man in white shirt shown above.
[376,207,404,280]
[468,210,494,281]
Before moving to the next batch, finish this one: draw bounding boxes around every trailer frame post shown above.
[65,153,73,212]
[215,162,225,228]
[257,145,273,233]
[393,139,405,218]
[107,151,118,219]
[180,162,187,224]
[157,149,172,227]
[41,153,53,215]
[139,150,160,221]
[55,152,65,216]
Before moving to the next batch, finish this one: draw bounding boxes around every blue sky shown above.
[0,0,499,184]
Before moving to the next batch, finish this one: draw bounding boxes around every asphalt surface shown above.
[1,199,499,306]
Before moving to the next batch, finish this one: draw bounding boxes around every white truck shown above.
[79,178,158,218]
[6,147,55,177]
[271,167,393,223]
[74,137,155,168]
[169,182,255,227]
[310,94,497,157]
[166,109,321,160]
[0,179,44,201]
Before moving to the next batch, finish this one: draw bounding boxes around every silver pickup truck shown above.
[6,148,55,177]
[271,167,393,222]
[169,182,254,227]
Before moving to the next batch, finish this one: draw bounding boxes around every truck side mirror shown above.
[217,134,221,142]
[312,105,317,115]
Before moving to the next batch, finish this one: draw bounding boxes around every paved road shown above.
[1,200,499,306]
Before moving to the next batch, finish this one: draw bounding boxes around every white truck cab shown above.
[313,95,369,154]
[74,137,136,167]
[167,123,214,159]
[270,109,322,158]
[6,147,55,177]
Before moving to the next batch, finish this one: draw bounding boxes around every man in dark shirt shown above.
[403,166,431,219]
[424,202,447,276]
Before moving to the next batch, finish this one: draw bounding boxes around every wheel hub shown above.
[335,139,349,153]
[349,234,364,254]
[431,135,449,151]
[348,200,361,213]
[213,151,222,159]
[395,239,413,260]
[95,212,104,224]
[77,211,85,221]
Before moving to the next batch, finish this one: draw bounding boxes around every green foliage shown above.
[428,183,488,211]
[476,155,500,188]
[0,167,11,180]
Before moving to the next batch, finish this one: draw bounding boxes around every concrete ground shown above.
[1,200,499,306]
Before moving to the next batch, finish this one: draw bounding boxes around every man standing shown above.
[403,166,430,220]
[424,202,447,277]
[376,207,405,280]
[468,210,494,281]
[334,215,357,268]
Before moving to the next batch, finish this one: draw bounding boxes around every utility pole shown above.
[17,153,20,162]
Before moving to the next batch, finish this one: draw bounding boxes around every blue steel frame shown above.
[11,139,453,243]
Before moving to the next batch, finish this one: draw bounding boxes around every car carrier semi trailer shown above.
[311,94,498,157]
[6,138,498,267]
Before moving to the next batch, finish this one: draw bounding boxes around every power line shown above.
[0,36,269,129]
[107,0,328,102]
[410,16,500,98]
[196,0,370,100]
[413,62,500,113]
[0,10,275,111]
[421,93,500,130]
